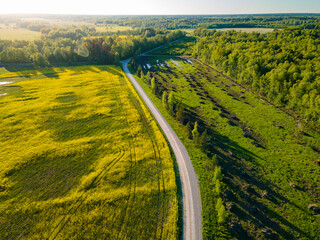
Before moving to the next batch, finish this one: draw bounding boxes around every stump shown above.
[290,183,298,188]
[308,204,320,213]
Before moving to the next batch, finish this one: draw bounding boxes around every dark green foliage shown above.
[31,53,49,68]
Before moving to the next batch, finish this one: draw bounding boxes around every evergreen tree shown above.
[206,154,218,171]
[151,77,157,95]
[213,166,223,183]
[216,198,228,224]
[140,71,145,82]
[192,121,200,145]
[146,71,151,85]
[176,101,186,124]
[199,129,209,150]
[185,122,193,139]
[137,65,143,78]
[215,180,221,195]
[168,91,176,116]
[162,91,168,109]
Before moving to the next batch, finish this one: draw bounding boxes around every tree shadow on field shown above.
[37,68,59,78]
[205,130,313,239]
[185,110,312,239]
[5,139,104,201]
[68,65,124,78]
[1,64,60,79]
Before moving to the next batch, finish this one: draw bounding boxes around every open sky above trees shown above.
[0,0,319,15]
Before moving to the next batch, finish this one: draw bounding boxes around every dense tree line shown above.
[1,14,320,31]
[95,14,320,30]
[192,28,320,124]
[0,28,185,67]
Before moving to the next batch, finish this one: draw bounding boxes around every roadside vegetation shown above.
[0,65,179,239]
[130,46,320,239]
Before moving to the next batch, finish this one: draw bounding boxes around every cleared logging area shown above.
[0,65,178,239]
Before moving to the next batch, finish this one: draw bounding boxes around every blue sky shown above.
[1,0,320,15]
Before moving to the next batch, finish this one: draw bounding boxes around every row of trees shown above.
[140,66,228,226]
[192,28,320,124]
[0,28,185,67]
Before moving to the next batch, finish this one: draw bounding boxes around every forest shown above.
[2,14,320,32]
[93,14,320,30]
[192,28,320,125]
[0,27,185,66]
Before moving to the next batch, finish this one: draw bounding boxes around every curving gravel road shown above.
[121,58,202,240]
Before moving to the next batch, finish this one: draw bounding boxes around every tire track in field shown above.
[48,73,131,240]
[129,95,164,240]
[49,70,151,240]
[113,71,162,239]
[13,138,123,237]
[119,74,166,240]
[48,146,125,240]
[108,74,137,240]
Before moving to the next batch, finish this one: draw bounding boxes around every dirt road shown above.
[121,58,202,240]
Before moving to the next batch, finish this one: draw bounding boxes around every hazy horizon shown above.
[1,0,320,15]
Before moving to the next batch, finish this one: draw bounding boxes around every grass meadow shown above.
[0,65,179,239]
[133,56,320,239]
[0,24,41,40]
[95,25,133,32]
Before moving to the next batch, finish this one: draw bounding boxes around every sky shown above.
[0,0,320,15]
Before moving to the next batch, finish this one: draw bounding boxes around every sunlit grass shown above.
[0,24,41,40]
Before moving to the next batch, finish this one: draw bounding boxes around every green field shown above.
[95,25,133,32]
[132,56,320,239]
[0,66,179,239]
[0,24,41,40]
[148,37,196,56]
[216,28,276,33]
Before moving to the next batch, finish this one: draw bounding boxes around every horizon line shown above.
[1,12,320,16]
